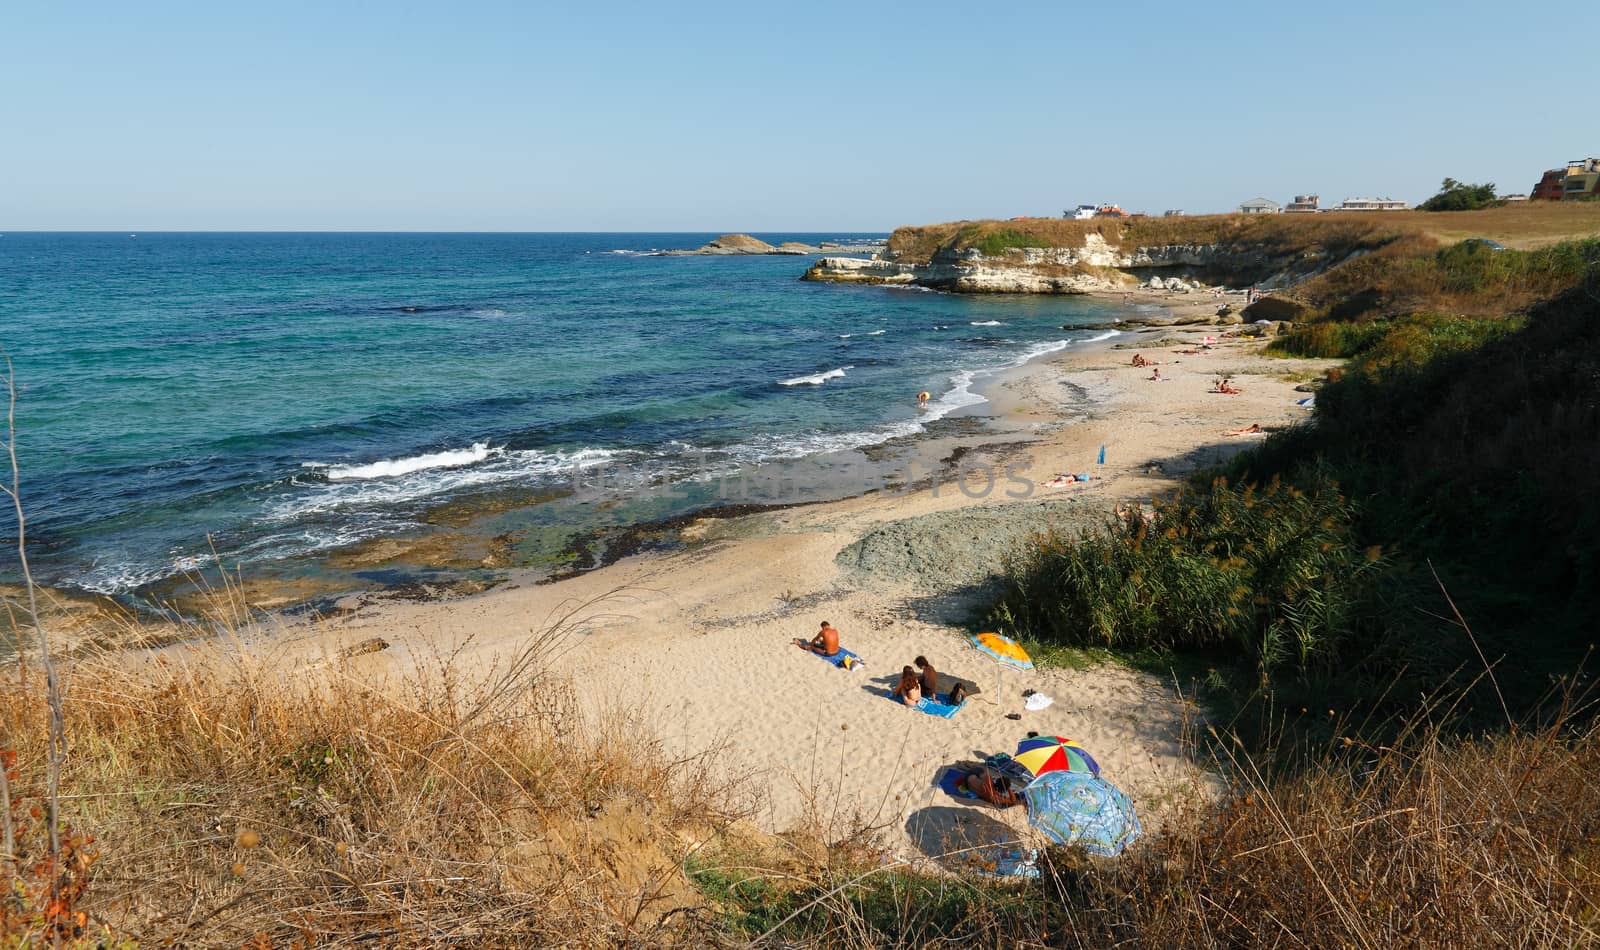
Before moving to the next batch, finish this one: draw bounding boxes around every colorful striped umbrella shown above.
[1022,770,1141,856]
[971,632,1033,670]
[1013,735,1101,778]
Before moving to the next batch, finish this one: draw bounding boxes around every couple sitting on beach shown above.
[891,656,969,707]
[1210,377,1242,395]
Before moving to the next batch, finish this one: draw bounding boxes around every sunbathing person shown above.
[1225,423,1264,435]
[961,769,1021,808]
[1042,472,1100,489]
[794,619,841,657]
[1210,377,1242,394]
[892,665,923,705]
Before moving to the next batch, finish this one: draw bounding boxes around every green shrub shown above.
[970,228,1035,256]
[993,467,1390,680]
[1268,320,1392,357]
[1417,178,1500,211]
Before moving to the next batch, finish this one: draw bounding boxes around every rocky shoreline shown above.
[800,229,1356,298]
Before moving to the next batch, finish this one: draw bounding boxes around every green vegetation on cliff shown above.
[994,247,1600,729]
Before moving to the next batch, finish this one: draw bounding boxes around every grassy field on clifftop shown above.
[886,203,1600,264]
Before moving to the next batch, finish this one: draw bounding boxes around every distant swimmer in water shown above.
[917,391,931,407]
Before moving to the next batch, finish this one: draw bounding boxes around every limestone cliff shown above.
[803,216,1402,295]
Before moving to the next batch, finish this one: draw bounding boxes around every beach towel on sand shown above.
[812,647,863,670]
[915,695,968,719]
[937,767,978,800]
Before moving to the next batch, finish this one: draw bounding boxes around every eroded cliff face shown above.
[803,233,1358,294]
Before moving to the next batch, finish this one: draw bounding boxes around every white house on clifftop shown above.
[1238,197,1281,214]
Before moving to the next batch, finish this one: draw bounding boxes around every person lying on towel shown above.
[794,619,841,657]
[961,769,1021,808]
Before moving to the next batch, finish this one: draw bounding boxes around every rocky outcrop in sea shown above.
[661,233,886,257]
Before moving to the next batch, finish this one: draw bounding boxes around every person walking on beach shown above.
[797,620,841,657]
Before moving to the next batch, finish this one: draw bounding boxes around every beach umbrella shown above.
[1021,770,1142,857]
[971,632,1033,670]
[1013,735,1101,778]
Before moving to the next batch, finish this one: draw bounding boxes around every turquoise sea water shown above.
[1,232,1123,596]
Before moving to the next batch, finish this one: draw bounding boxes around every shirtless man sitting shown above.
[795,619,841,657]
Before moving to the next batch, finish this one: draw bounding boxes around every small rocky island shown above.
[660,233,885,257]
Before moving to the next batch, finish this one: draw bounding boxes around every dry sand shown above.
[258,314,1335,866]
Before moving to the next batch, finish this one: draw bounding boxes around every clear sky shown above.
[2,1,1594,231]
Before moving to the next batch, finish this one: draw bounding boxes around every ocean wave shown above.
[278,446,620,519]
[970,320,1004,326]
[1078,329,1123,344]
[321,442,503,481]
[866,329,887,335]
[778,366,852,387]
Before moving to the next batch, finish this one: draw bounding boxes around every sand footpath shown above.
[268,317,1335,864]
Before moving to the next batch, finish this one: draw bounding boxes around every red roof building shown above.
[1532,168,1566,201]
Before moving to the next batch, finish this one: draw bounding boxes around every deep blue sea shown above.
[0,232,1123,596]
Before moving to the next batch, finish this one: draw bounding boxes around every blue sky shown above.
[2,1,1593,231]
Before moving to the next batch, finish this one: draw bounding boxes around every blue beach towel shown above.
[937,767,978,800]
[915,695,968,719]
[811,647,863,670]
[990,848,1041,879]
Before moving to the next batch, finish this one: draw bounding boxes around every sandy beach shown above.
[228,298,1333,865]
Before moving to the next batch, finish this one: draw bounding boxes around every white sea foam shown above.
[1078,329,1123,344]
[837,333,853,339]
[970,320,1004,326]
[273,446,622,522]
[778,366,852,387]
[866,329,887,335]
[325,442,501,481]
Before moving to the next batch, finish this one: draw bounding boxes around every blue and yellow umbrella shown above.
[971,632,1033,670]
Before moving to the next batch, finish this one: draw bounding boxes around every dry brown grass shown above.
[700,691,1600,948]
[1058,698,1600,948]
[0,591,750,947]
[885,204,1600,265]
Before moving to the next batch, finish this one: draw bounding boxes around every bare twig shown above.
[3,353,67,912]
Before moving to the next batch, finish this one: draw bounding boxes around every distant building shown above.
[1284,194,1320,213]
[1335,198,1408,211]
[1163,209,1185,217]
[1532,168,1567,201]
[1094,204,1127,218]
[1238,197,1281,214]
[1500,194,1528,203]
[1067,204,1099,220]
[1560,158,1600,200]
